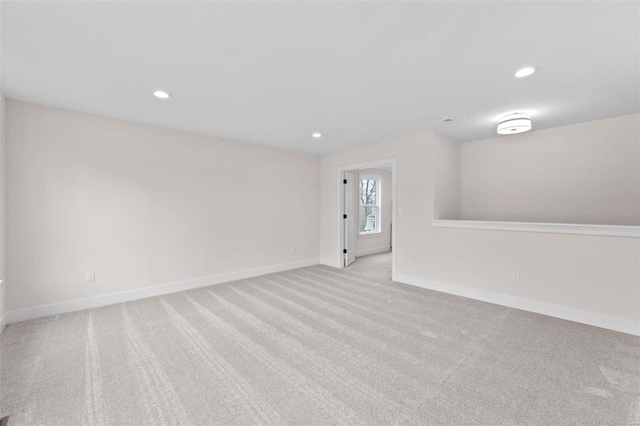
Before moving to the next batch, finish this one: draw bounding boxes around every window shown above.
[359,175,381,234]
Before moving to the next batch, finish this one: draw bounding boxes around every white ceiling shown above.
[2,1,638,155]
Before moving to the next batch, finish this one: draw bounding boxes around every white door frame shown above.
[336,158,397,279]
[344,171,356,267]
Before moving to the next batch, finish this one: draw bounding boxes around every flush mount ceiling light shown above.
[515,66,537,78]
[312,133,322,138]
[153,90,171,99]
[497,113,532,135]
[492,109,538,122]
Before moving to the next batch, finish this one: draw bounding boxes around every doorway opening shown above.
[337,159,396,277]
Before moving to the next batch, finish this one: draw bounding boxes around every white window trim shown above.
[359,174,382,235]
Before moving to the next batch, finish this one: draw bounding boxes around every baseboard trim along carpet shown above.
[355,247,390,257]
[4,261,637,337]
[4,252,637,425]
[393,273,640,336]
[2,258,321,329]
[320,258,341,268]
[0,279,5,333]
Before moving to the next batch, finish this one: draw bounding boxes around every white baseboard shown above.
[2,258,320,328]
[355,247,391,257]
[0,279,5,333]
[320,258,341,268]
[321,249,391,268]
[394,273,640,337]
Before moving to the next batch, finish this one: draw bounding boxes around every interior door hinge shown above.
[343,179,347,184]
[343,214,347,219]
[343,249,347,254]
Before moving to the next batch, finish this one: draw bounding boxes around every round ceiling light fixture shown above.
[153,90,171,99]
[515,66,537,78]
[312,133,322,138]
[497,113,532,135]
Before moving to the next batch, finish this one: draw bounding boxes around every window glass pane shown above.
[360,179,377,206]
[360,206,378,233]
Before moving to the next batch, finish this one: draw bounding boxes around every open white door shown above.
[344,171,356,267]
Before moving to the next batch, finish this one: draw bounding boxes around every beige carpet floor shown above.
[1,252,639,425]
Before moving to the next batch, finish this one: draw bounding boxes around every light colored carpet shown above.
[1,252,639,425]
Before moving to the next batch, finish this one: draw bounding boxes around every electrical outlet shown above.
[291,245,297,253]
[86,271,95,282]
[512,271,520,282]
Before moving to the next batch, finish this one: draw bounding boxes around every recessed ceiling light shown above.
[515,67,537,78]
[153,90,171,99]
[497,113,532,135]
[312,133,322,138]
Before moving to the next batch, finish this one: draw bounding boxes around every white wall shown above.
[434,136,460,220]
[6,100,320,312]
[461,114,640,225]
[321,131,640,326]
[0,94,6,325]
[4,100,639,333]
[354,168,392,256]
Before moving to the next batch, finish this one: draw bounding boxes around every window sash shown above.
[359,177,380,207]
[359,205,380,234]
[359,175,381,234]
